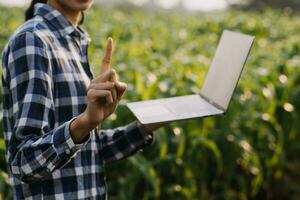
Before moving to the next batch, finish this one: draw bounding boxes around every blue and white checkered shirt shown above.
[1,3,153,199]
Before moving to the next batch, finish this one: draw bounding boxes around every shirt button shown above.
[148,134,153,140]
[145,134,153,144]
[73,31,80,38]
[65,148,71,155]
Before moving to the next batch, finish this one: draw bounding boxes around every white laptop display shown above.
[127,30,255,124]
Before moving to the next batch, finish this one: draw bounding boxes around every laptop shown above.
[127,30,255,124]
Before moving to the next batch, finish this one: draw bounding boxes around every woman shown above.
[1,0,162,199]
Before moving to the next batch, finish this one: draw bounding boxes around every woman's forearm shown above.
[70,112,97,144]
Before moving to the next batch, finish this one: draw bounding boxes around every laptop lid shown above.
[200,30,255,111]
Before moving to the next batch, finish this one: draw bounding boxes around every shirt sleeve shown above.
[97,121,154,164]
[3,32,90,183]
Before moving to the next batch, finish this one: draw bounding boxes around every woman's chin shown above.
[73,0,93,11]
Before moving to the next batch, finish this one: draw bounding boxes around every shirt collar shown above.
[34,3,91,42]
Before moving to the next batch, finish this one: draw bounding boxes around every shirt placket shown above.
[71,33,93,80]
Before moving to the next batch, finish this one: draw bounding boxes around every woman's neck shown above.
[47,1,81,26]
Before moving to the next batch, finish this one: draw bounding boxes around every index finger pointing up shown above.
[101,37,113,73]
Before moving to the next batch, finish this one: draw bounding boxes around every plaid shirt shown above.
[1,3,153,200]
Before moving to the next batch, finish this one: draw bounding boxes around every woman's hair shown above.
[25,0,85,25]
[25,0,47,21]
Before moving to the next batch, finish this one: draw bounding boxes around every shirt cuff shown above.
[53,117,91,160]
[128,121,154,146]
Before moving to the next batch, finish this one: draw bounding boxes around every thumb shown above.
[101,37,113,73]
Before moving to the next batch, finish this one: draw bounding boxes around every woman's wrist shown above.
[70,112,100,144]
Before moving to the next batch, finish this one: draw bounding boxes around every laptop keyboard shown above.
[161,95,220,117]
[127,94,224,124]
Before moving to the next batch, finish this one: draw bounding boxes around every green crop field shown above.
[0,5,300,200]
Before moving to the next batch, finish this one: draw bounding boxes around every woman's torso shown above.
[2,4,107,199]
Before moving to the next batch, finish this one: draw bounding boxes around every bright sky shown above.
[0,0,228,11]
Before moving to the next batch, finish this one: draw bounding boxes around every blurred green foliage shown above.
[0,5,300,200]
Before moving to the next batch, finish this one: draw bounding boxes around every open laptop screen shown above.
[200,30,255,111]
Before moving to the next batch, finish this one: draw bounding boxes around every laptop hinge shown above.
[199,93,226,112]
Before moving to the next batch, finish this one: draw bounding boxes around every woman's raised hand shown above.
[84,38,127,127]
[70,38,127,143]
